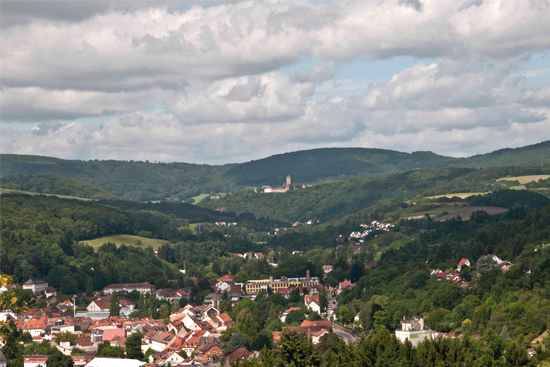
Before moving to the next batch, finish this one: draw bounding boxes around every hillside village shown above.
[0,242,524,367]
[1,268,360,367]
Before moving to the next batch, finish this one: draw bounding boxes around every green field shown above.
[189,193,226,204]
[497,175,550,184]
[189,193,210,204]
[189,223,205,231]
[79,234,171,250]
[0,188,93,201]
[425,192,489,199]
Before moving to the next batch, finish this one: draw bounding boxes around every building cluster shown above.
[236,252,264,260]
[476,254,515,272]
[2,278,257,367]
[429,269,469,288]
[244,271,320,294]
[348,221,395,241]
[214,222,238,227]
[3,268,354,366]
[267,227,289,235]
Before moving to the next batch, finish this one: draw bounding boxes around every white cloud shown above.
[3,0,550,94]
[1,0,550,162]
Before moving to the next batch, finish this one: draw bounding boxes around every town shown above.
[0,244,521,367]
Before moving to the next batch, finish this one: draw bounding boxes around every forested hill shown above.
[1,140,549,201]
[223,148,457,186]
[200,165,550,223]
[0,154,235,201]
[0,174,119,200]
[463,140,550,167]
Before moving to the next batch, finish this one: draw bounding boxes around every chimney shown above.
[306,270,310,281]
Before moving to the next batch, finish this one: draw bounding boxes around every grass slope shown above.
[79,234,171,250]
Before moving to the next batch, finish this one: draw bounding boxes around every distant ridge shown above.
[1,140,549,201]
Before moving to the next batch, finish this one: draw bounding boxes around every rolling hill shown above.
[0,174,119,200]
[1,140,549,201]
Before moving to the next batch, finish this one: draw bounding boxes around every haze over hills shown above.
[1,140,549,201]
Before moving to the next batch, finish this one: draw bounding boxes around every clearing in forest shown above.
[79,234,171,250]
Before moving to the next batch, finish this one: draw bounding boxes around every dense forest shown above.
[2,140,549,201]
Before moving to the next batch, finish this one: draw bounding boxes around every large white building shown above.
[23,278,48,295]
[395,317,432,346]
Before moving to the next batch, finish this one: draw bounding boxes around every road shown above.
[331,321,358,344]
[326,291,358,344]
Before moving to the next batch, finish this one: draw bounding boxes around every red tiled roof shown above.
[227,347,252,362]
[301,320,330,328]
[92,300,111,310]
[218,313,232,323]
[102,328,125,341]
[305,294,319,305]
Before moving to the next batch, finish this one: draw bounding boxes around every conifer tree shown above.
[109,291,120,317]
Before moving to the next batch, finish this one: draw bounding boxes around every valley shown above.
[2,143,550,366]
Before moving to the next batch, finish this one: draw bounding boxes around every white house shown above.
[304,295,321,314]
[215,281,232,292]
[19,320,46,337]
[456,258,471,271]
[395,317,432,346]
[23,278,48,295]
[87,300,111,312]
[181,314,201,331]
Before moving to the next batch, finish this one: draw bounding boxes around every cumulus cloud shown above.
[1,0,550,162]
[3,0,550,95]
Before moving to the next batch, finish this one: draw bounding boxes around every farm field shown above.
[438,206,508,221]
[401,204,467,220]
[0,188,93,201]
[425,192,489,199]
[79,234,171,250]
[497,175,550,184]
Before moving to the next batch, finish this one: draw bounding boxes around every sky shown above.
[1,0,550,164]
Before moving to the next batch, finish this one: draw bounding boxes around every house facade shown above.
[23,278,48,295]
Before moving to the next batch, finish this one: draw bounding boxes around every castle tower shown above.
[286,175,291,187]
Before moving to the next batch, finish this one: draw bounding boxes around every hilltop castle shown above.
[264,175,291,193]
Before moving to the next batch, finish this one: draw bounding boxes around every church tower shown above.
[286,175,291,187]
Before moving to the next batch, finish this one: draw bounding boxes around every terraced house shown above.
[245,270,319,293]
